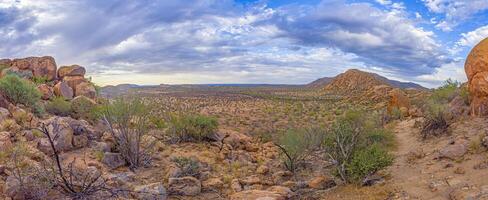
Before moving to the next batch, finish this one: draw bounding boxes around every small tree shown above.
[100,98,154,170]
[275,127,324,172]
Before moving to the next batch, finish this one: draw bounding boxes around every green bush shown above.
[71,96,97,120]
[169,114,218,143]
[430,79,459,104]
[324,109,394,183]
[0,74,41,109]
[45,97,72,116]
[346,145,393,183]
[31,76,49,85]
[275,128,324,172]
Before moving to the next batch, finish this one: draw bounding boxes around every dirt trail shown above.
[389,119,446,200]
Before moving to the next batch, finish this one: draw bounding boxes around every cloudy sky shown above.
[0,0,487,87]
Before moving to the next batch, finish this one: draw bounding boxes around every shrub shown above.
[71,96,98,120]
[324,109,394,183]
[0,74,41,109]
[45,97,72,116]
[346,145,393,183]
[171,156,200,178]
[100,98,155,170]
[430,79,459,104]
[31,76,49,85]
[275,127,324,172]
[421,99,450,139]
[168,113,218,143]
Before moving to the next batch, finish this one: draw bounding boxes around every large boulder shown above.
[10,56,57,81]
[71,96,97,119]
[37,84,53,100]
[75,82,96,99]
[58,65,86,78]
[387,88,410,114]
[53,82,74,100]
[465,38,488,116]
[63,75,87,93]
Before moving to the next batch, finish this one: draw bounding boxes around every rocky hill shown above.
[306,77,333,88]
[322,69,425,93]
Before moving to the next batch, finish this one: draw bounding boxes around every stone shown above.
[75,82,97,99]
[448,96,469,118]
[133,182,167,200]
[168,176,201,196]
[465,38,488,116]
[102,152,126,169]
[63,75,87,93]
[0,131,12,151]
[53,82,74,100]
[93,141,111,152]
[5,175,22,200]
[0,107,10,121]
[272,171,293,185]
[37,84,53,100]
[73,135,88,148]
[387,88,411,114]
[231,178,242,192]
[268,186,294,199]
[308,176,336,189]
[57,65,86,78]
[10,56,57,81]
[439,141,468,160]
[240,175,261,185]
[45,117,75,152]
[230,190,286,200]
[202,178,224,189]
[256,165,269,174]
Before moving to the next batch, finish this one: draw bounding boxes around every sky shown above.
[1,0,488,87]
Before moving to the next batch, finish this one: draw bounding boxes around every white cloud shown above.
[457,25,488,47]
[423,0,488,31]
[415,60,467,87]
[376,0,392,5]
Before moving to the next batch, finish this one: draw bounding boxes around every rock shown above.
[449,188,479,200]
[241,175,261,185]
[63,75,87,93]
[57,65,86,78]
[133,182,167,200]
[75,82,96,99]
[0,107,10,121]
[454,167,465,175]
[256,165,269,174]
[37,138,53,155]
[308,175,336,189]
[102,152,126,169]
[0,92,11,108]
[71,95,97,118]
[465,38,488,116]
[230,190,286,200]
[440,141,468,160]
[216,129,252,149]
[0,131,12,151]
[37,84,53,100]
[73,135,88,148]
[5,175,22,200]
[53,82,74,100]
[202,178,224,189]
[387,88,411,114]
[93,141,111,152]
[231,178,243,192]
[11,56,57,81]
[268,186,294,199]
[45,117,75,152]
[272,171,293,185]
[168,176,201,196]
[448,96,469,118]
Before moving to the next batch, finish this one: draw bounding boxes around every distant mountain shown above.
[100,84,140,98]
[306,77,333,88]
[310,69,426,92]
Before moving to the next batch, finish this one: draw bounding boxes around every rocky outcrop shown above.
[75,82,96,99]
[168,177,201,196]
[37,84,53,100]
[465,37,488,116]
[387,88,411,114]
[10,56,57,81]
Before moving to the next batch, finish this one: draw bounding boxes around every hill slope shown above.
[319,69,425,92]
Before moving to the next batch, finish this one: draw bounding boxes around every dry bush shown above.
[168,113,218,143]
[100,97,155,170]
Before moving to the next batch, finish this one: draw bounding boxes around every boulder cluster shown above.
[0,56,96,101]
